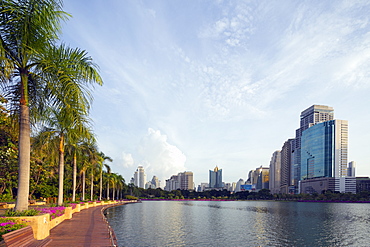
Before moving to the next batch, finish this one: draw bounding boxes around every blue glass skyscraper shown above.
[209,166,223,188]
[300,119,348,180]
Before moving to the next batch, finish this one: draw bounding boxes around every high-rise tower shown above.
[301,119,348,179]
[269,151,281,194]
[299,119,355,193]
[292,105,334,191]
[280,139,295,194]
[134,166,146,188]
[209,166,223,189]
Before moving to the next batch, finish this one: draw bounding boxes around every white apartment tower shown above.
[134,166,146,188]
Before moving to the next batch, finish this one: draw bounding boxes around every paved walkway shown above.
[45,205,118,247]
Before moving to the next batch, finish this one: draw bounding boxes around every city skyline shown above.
[61,1,370,186]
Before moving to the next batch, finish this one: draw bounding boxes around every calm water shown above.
[106,200,370,247]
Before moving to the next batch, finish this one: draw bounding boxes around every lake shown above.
[106,200,370,246]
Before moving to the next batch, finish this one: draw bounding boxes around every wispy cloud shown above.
[61,0,370,184]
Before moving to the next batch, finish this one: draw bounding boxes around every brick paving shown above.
[45,205,118,247]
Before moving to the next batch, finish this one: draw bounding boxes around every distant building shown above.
[301,119,348,180]
[269,151,281,194]
[235,179,245,192]
[164,171,194,191]
[197,183,209,192]
[280,139,295,194]
[248,166,269,191]
[293,105,334,192]
[300,119,355,193]
[145,176,160,189]
[356,177,370,193]
[209,166,223,189]
[133,166,146,188]
[348,161,356,177]
[256,167,269,190]
[179,171,194,190]
[165,175,179,191]
[224,183,232,191]
[151,176,160,188]
[231,182,236,192]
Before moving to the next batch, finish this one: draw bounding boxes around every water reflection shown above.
[107,201,370,247]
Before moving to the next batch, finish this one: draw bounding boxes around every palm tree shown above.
[115,174,125,200]
[0,1,102,210]
[0,0,67,211]
[104,164,112,200]
[78,139,96,201]
[41,98,94,206]
[86,143,100,201]
[98,152,112,201]
[64,133,94,202]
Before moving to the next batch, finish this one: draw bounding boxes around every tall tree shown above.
[0,0,68,211]
[0,0,102,210]
[98,152,112,201]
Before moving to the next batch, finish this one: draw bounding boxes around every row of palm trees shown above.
[0,0,125,210]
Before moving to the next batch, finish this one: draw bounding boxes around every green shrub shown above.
[125,195,138,200]
[5,209,39,217]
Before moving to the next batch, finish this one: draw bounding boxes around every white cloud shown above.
[122,152,134,168]
[137,128,187,183]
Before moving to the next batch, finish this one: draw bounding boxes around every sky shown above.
[60,0,370,187]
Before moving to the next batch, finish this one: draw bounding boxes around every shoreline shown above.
[139,198,370,203]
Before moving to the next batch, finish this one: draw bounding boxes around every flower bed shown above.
[0,218,27,241]
[34,207,65,220]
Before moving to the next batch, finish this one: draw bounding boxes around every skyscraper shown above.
[280,139,295,194]
[300,119,354,193]
[269,151,281,194]
[133,166,146,188]
[179,171,194,190]
[301,119,348,179]
[256,166,269,190]
[347,161,356,177]
[151,176,160,188]
[293,105,334,192]
[209,166,223,189]
[164,171,194,191]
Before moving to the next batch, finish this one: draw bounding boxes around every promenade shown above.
[45,204,118,247]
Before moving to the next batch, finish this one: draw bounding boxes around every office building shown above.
[235,178,245,192]
[165,175,179,191]
[209,166,223,189]
[179,171,194,190]
[197,183,209,192]
[280,139,295,194]
[248,166,270,191]
[293,105,334,191]
[269,151,281,194]
[300,119,355,193]
[164,171,194,191]
[301,119,348,180]
[356,177,370,193]
[348,161,356,177]
[145,176,160,189]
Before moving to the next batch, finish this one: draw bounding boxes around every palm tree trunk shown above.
[15,103,30,211]
[107,182,110,200]
[112,185,115,200]
[57,135,65,206]
[90,168,93,201]
[99,170,102,201]
[82,170,85,201]
[72,152,77,201]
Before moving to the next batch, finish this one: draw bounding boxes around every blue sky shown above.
[60,0,370,187]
